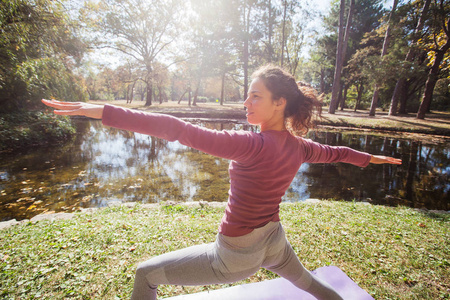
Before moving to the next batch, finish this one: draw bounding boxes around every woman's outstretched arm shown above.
[300,138,402,167]
[42,99,263,162]
[42,99,104,119]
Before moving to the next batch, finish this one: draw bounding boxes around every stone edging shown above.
[0,200,226,230]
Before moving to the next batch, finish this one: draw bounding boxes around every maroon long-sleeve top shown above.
[102,105,371,237]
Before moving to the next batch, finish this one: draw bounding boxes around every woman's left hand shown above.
[370,155,402,165]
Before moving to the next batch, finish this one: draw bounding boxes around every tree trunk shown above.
[126,85,131,104]
[390,78,406,115]
[329,0,353,114]
[267,0,274,62]
[389,0,430,115]
[140,87,145,101]
[369,0,398,116]
[320,68,325,94]
[220,72,225,105]
[354,83,364,111]
[369,85,380,116]
[145,83,152,106]
[242,2,251,101]
[417,16,450,119]
[188,86,191,107]
[417,48,448,119]
[340,84,348,110]
[193,85,199,106]
[340,0,353,70]
[243,38,249,101]
[178,89,188,104]
[281,0,287,66]
[336,85,343,111]
[128,80,137,104]
[398,80,408,114]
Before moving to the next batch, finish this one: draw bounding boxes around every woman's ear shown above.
[275,97,287,111]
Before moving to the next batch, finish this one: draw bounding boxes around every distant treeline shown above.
[1,0,449,117]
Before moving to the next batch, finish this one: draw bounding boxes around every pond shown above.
[1,119,449,221]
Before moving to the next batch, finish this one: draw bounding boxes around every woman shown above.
[42,65,401,300]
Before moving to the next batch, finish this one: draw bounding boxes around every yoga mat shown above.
[165,266,374,299]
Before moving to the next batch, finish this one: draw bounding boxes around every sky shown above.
[86,0,396,69]
[316,0,332,13]
[316,0,395,12]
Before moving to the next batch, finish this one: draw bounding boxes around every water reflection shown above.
[0,119,448,221]
[301,131,449,210]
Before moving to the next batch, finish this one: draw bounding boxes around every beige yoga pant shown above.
[130,222,343,300]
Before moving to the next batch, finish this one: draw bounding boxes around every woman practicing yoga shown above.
[42,65,401,300]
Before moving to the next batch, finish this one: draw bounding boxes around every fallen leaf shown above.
[81,195,94,202]
[17,197,33,202]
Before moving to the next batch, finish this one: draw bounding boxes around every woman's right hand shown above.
[369,155,402,165]
[42,99,104,119]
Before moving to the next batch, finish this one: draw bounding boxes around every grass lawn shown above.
[1,201,448,299]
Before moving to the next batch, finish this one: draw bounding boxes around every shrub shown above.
[0,111,76,152]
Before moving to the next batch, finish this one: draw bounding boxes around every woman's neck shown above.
[260,120,286,132]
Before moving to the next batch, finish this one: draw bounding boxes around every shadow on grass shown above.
[420,210,450,221]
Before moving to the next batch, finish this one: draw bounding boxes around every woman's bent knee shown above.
[134,260,166,289]
[135,262,149,278]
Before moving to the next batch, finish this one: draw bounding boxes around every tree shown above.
[115,61,144,103]
[90,0,184,106]
[329,0,354,114]
[153,63,170,104]
[259,0,279,63]
[280,0,289,67]
[417,0,450,119]
[315,0,383,109]
[188,0,239,106]
[241,0,257,101]
[369,0,398,116]
[389,0,431,115]
[0,0,87,111]
[182,0,315,103]
[188,0,257,102]
[278,0,312,74]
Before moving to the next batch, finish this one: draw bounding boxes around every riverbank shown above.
[89,100,450,137]
[0,201,448,299]
[0,111,75,153]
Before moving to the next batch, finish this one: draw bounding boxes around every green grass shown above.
[0,201,448,299]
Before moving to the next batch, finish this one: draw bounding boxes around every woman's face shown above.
[244,78,285,131]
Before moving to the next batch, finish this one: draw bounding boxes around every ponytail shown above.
[251,65,322,136]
